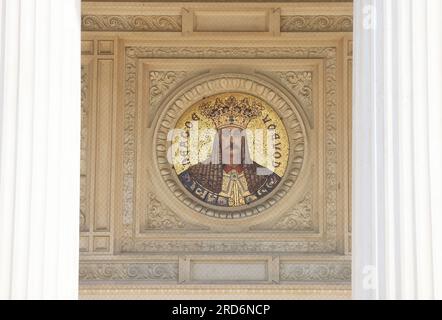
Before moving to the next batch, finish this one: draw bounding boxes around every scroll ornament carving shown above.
[145,192,207,230]
[280,15,353,32]
[276,71,313,124]
[280,263,351,282]
[81,15,182,32]
[272,192,313,231]
[146,192,185,229]
[277,71,312,108]
[249,192,313,231]
[150,71,187,108]
[79,263,178,281]
[148,71,187,126]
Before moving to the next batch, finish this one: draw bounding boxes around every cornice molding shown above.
[82,2,353,32]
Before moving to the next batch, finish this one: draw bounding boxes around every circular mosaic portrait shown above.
[170,92,290,208]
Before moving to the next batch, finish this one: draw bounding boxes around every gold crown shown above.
[199,95,264,129]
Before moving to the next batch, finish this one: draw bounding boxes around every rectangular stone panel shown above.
[93,59,114,232]
[194,10,268,32]
[190,261,268,282]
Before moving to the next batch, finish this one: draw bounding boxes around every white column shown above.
[353,0,442,299]
[0,0,81,299]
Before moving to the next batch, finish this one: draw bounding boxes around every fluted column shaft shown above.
[0,0,81,299]
[353,0,442,299]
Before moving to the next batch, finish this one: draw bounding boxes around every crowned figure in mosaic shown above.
[178,95,282,208]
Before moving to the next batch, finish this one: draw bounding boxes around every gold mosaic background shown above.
[172,92,289,177]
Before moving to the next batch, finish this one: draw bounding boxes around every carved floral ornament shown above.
[152,73,309,219]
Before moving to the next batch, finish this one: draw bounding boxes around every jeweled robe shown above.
[178,162,281,207]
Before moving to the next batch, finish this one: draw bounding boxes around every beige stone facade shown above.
[80,1,353,299]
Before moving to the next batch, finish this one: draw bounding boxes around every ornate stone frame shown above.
[120,45,338,254]
[132,58,327,241]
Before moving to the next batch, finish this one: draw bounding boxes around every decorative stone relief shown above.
[122,46,337,253]
[280,263,351,282]
[123,176,134,225]
[80,65,88,232]
[127,239,336,254]
[251,192,313,231]
[145,192,208,231]
[146,192,185,230]
[272,192,313,231]
[280,15,353,32]
[82,15,182,32]
[275,71,313,125]
[148,71,187,127]
[79,263,179,281]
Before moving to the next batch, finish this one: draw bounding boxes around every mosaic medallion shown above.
[170,92,290,208]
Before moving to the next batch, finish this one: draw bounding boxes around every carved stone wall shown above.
[80,1,352,299]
